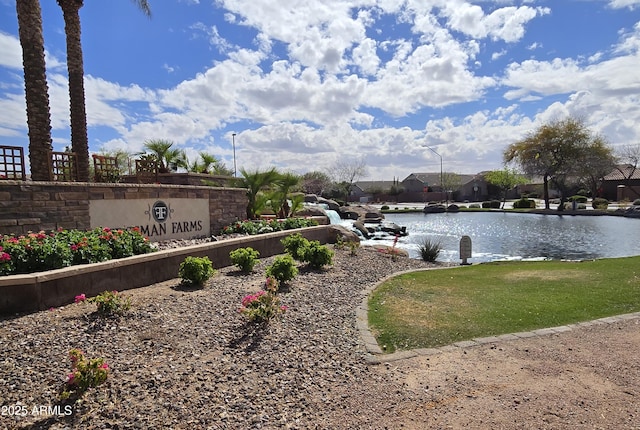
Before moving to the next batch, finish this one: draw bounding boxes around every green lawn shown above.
[368,257,640,353]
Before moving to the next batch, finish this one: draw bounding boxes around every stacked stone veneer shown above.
[0,180,247,237]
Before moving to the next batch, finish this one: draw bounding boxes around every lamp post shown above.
[426,146,443,200]
[232,133,237,177]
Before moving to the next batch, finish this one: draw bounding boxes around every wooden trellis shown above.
[135,157,158,183]
[93,154,120,182]
[50,151,78,182]
[0,145,26,180]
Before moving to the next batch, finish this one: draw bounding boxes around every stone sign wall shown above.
[0,181,247,240]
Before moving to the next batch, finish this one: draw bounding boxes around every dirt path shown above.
[365,317,640,429]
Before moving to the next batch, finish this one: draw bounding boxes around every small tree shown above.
[484,168,528,208]
[441,172,462,204]
[387,183,404,203]
[300,171,332,196]
[504,117,614,210]
[329,157,368,203]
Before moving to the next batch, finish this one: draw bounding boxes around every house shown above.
[400,172,490,202]
[453,173,490,202]
[349,180,399,202]
[602,164,640,201]
[352,170,575,204]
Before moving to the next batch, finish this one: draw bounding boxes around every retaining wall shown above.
[0,225,333,317]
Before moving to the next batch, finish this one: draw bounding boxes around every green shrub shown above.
[468,203,481,209]
[87,290,131,317]
[419,238,442,262]
[482,200,501,209]
[592,197,609,210]
[633,199,640,206]
[565,201,586,210]
[513,198,536,209]
[178,256,215,287]
[281,233,309,261]
[381,205,389,210]
[229,247,260,273]
[279,217,319,230]
[219,218,318,236]
[266,255,298,285]
[570,195,588,203]
[302,241,334,269]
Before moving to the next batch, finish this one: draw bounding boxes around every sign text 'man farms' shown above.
[89,198,210,241]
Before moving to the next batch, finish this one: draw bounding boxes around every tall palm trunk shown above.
[16,0,53,181]
[57,0,89,181]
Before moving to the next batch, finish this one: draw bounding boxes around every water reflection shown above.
[362,212,640,263]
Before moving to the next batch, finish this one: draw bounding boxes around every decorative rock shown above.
[339,205,384,222]
[317,197,341,211]
[380,222,407,237]
[352,221,371,239]
[327,225,361,244]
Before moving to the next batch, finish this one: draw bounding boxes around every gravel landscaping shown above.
[1,245,441,429]
[2,243,639,429]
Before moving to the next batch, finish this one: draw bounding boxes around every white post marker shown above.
[459,235,472,265]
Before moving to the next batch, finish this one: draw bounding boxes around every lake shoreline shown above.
[360,209,640,263]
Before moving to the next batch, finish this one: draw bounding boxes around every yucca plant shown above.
[419,237,442,262]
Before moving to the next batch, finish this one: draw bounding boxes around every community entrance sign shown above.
[89,198,209,241]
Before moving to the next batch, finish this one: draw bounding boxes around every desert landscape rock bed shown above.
[1,246,639,429]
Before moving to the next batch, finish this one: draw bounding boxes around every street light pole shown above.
[426,146,443,200]
[232,133,237,177]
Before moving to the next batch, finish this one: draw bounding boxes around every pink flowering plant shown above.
[239,277,287,323]
[80,290,132,317]
[60,348,109,400]
[0,246,11,275]
[0,227,154,276]
[378,235,402,261]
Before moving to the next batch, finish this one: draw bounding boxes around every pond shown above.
[359,212,640,263]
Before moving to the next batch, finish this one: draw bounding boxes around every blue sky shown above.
[1,0,640,180]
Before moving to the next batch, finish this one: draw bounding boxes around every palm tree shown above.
[187,152,218,174]
[187,152,234,176]
[56,0,151,182]
[273,172,301,218]
[16,0,53,181]
[142,139,185,172]
[235,167,281,219]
